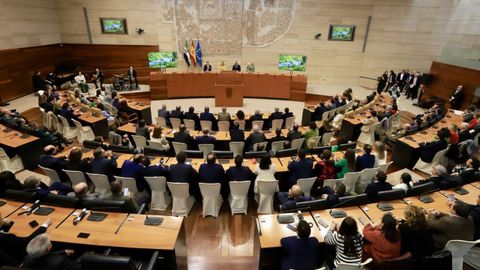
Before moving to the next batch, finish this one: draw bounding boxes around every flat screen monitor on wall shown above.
[278,54,307,72]
[148,52,178,68]
[100,18,128,34]
[328,25,355,41]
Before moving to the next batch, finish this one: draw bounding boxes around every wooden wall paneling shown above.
[424,61,480,110]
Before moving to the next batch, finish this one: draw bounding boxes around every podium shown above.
[214,71,243,107]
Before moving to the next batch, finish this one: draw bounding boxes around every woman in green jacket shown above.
[334,148,356,178]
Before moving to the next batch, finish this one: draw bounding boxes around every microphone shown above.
[418,187,439,203]
[73,209,88,225]
[18,200,41,216]
[329,196,359,218]
[377,201,394,211]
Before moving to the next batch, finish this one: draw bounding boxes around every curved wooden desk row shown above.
[0,124,42,170]
[392,110,464,168]
[149,72,308,105]
[0,199,186,269]
[258,181,480,249]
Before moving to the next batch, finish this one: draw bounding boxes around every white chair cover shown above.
[251,120,264,130]
[321,132,334,146]
[170,118,181,130]
[63,169,87,186]
[156,117,167,128]
[199,183,222,218]
[284,117,295,129]
[229,142,245,157]
[132,135,147,151]
[57,115,78,140]
[296,177,316,197]
[198,144,215,160]
[72,119,95,143]
[291,138,305,150]
[355,168,378,194]
[271,119,283,130]
[228,181,250,215]
[38,165,61,185]
[343,171,361,194]
[167,182,195,216]
[172,142,188,155]
[256,180,279,214]
[218,121,230,132]
[200,120,212,131]
[183,119,195,130]
[86,173,111,196]
[444,240,480,270]
[145,176,171,211]
[413,146,449,174]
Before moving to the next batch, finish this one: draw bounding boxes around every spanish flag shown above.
[189,40,197,67]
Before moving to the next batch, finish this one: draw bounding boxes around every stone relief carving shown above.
[164,0,295,55]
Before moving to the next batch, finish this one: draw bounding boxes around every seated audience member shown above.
[459,157,480,183]
[277,184,312,210]
[355,144,375,171]
[393,172,413,191]
[226,155,254,182]
[23,176,72,197]
[448,124,460,144]
[142,156,170,179]
[198,153,225,184]
[173,124,193,147]
[303,122,319,149]
[96,103,116,125]
[103,91,116,104]
[70,182,98,200]
[23,233,81,270]
[365,171,392,197]
[313,149,335,194]
[0,216,52,266]
[184,106,200,129]
[360,110,379,133]
[428,201,474,250]
[121,154,147,192]
[218,107,231,122]
[103,180,139,213]
[424,165,461,189]
[90,147,118,182]
[235,110,245,121]
[200,106,216,126]
[65,147,90,172]
[321,182,348,206]
[135,120,150,140]
[373,141,387,167]
[286,124,303,142]
[195,128,216,145]
[458,122,472,142]
[312,102,327,121]
[331,109,345,130]
[324,217,363,268]
[38,145,68,183]
[363,214,401,261]
[0,171,23,195]
[157,104,171,126]
[59,102,79,127]
[282,107,293,121]
[419,128,450,163]
[271,128,287,142]
[150,126,170,151]
[280,219,319,270]
[269,107,283,121]
[229,122,245,142]
[287,149,313,187]
[247,125,267,150]
[169,151,199,198]
[250,110,263,121]
[399,205,434,262]
[171,105,184,120]
[254,154,277,192]
[334,148,356,178]
[465,195,480,240]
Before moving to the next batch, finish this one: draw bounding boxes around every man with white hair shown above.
[250,110,263,121]
[23,233,80,270]
[246,125,267,150]
[449,85,464,110]
[157,104,171,124]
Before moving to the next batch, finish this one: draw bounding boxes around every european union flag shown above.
[196,40,202,67]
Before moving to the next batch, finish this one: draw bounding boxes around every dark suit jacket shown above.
[283,112,294,120]
[195,135,216,145]
[203,64,212,72]
[312,106,327,121]
[229,128,245,141]
[450,89,464,109]
[269,112,283,120]
[420,139,448,163]
[170,163,198,183]
[280,236,319,270]
[287,130,302,141]
[90,156,118,182]
[23,251,81,270]
[232,64,241,72]
[0,226,47,263]
[247,132,267,150]
[287,159,313,187]
[355,154,375,171]
[121,160,146,191]
[428,213,474,250]
[250,114,263,121]
[59,107,78,127]
[365,181,392,197]
[103,193,138,213]
[184,111,200,129]
[157,109,170,120]
[136,126,150,140]
[173,131,193,146]
[143,165,170,179]
[226,166,253,181]
[200,112,216,122]
[38,155,68,182]
[199,163,225,183]
[171,109,184,120]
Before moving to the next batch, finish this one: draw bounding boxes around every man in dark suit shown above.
[419,128,450,163]
[232,61,241,72]
[90,147,118,182]
[312,102,327,121]
[283,107,294,121]
[280,219,319,270]
[355,144,375,171]
[199,153,227,197]
[364,171,392,198]
[59,102,79,127]
[396,69,407,89]
[142,156,170,179]
[23,233,81,270]
[449,85,464,110]
[195,129,216,145]
[203,61,212,72]
[38,145,68,183]
[170,151,199,198]
[157,104,171,121]
[171,106,184,120]
[321,181,348,207]
[135,120,150,140]
[91,68,104,89]
[200,106,217,129]
[246,125,267,150]
[271,128,287,142]
[269,107,283,120]
[229,122,245,142]
[250,110,263,121]
[287,149,313,188]
[406,71,421,100]
[0,217,52,265]
[277,184,313,210]
[287,124,303,141]
[226,155,255,197]
[103,180,139,213]
[127,66,138,89]
[173,124,193,148]
[184,106,200,130]
[121,154,147,192]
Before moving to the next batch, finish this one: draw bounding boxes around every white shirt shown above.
[373,153,386,167]
[254,164,277,193]
[393,182,412,192]
[75,74,86,84]
[332,113,344,128]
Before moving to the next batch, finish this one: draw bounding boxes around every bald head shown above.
[290,185,302,198]
[43,145,56,156]
[74,182,88,195]
[222,107,227,112]
[252,125,260,132]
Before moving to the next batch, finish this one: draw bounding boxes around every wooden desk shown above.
[0,132,42,170]
[0,200,24,218]
[150,72,307,102]
[311,206,371,234]
[386,168,424,186]
[471,182,480,190]
[361,200,408,223]
[440,184,480,205]
[257,212,322,248]
[126,100,152,125]
[8,204,75,237]
[76,111,109,139]
[403,192,451,213]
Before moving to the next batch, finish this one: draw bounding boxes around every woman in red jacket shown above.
[363,214,401,261]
